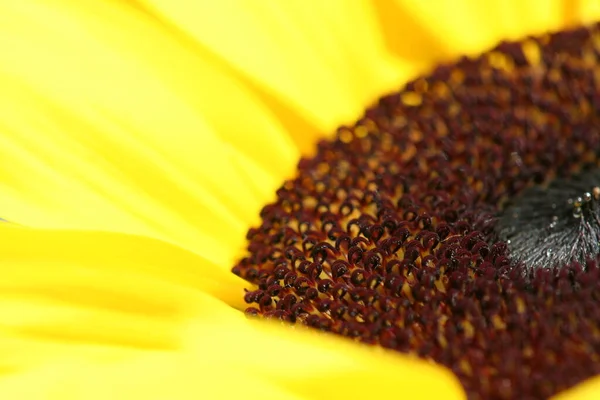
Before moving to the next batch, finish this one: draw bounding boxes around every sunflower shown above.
[1,0,600,399]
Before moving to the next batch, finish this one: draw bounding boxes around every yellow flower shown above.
[0,0,598,399]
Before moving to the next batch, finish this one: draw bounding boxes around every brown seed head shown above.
[233,24,600,399]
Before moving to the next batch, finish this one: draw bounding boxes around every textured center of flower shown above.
[498,169,600,269]
[233,24,600,400]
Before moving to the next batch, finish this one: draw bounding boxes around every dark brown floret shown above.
[232,24,600,399]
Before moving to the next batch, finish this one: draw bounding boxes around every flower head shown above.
[1,1,600,399]
[234,23,600,399]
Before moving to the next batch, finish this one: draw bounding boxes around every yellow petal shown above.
[0,315,466,400]
[181,319,466,400]
[0,357,304,400]
[0,334,144,371]
[0,325,467,400]
[0,355,298,400]
[0,330,303,400]
[576,0,600,24]
[373,0,452,64]
[0,225,464,399]
[136,0,419,148]
[0,224,247,349]
[0,0,299,265]
[552,376,600,400]
[389,0,569,57]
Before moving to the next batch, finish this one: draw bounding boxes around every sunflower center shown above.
[233,24,600,400]
[497,169,600,270]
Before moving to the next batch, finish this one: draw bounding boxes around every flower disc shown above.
[233,24,600,399]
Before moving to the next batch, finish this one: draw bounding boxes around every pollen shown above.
[232,24,600,399]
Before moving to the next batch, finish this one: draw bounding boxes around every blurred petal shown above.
[576,0,600,24]
[0,225,465,399]
[388,0,567,56]
[0,225,247,349]
[552,376,600,400]
[0,356,304,400]
[0,334,165,375]
[0,325,467,399]
[0,319,467,400]
[181,319,466,400]
[373,0,452,64]
[0,0,300,265]
[136,0,420,151]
